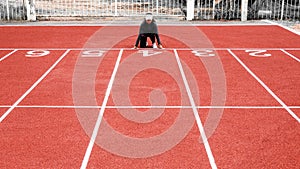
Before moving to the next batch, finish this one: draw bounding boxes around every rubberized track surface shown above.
[0,25,299,168]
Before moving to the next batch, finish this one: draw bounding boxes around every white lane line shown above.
[174,49,217,169]
[1,48,300,51]
[280,49,300,62]
[1,105,300,109]
[0,49,71,123]
[80,49,123,169]
[228,49,300,123]
[0,49,18,62]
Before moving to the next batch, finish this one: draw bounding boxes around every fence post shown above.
[212,0,216,20]
[115,0,118,16]
[280,0,285,20]
[6,0,9,20]
[241,0,248,21]
[25,0,36,21]
[186,0,195,20]
[156,0,159,15]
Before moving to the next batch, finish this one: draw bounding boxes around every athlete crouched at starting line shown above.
[133,13,163,49]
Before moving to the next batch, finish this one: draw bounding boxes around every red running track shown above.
[0,25,299,168]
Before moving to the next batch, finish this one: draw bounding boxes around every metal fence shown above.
[247,0,300,20]
[34,0,184,17]
[192,0,242,20]
[0,0,26,20]
[0,0,299,21]
[193,0,300,20]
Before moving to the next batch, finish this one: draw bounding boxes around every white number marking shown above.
[138,50,162,57]
[26,50,50,57]
[192,50,216,57]
[81,50,106,57]
[245,50,271,57]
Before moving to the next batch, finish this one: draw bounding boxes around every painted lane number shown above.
[245,50,271,57]
[192,50,216,57]
[26,50,50,57]
[81,50,106,57]
[138,50,162,57]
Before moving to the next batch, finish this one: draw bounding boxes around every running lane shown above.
[20,50,120,106]
[176,49,280,106]
[86,49,212,168]
[229,50,300,107]
[207,108,300,169]
[0,50,65,105]
[0,49,126,168]
[0,108,92,168]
